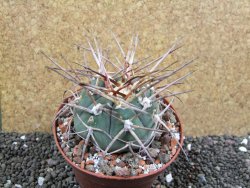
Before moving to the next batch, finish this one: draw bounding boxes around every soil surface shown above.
[0,132,249,188]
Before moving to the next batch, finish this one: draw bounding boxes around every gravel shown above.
[0,132,249,188]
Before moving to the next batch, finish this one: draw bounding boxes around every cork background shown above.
[1,0,249,136]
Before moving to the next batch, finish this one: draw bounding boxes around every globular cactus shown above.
[45,34,193,161]
[74,78,160,158]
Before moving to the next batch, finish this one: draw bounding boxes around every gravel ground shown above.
[0,132,249,188]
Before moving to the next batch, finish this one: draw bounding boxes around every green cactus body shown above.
[74,79,160,152]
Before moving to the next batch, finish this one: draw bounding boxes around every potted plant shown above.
[44,34,193,188]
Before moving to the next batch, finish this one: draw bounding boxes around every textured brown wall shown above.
[1,0,249,136]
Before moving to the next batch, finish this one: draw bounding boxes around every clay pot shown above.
[53,98,184,188]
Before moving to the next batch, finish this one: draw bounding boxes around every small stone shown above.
[79,140,85,146]
[121,153,133,160]
[115,166,130,176]
[117,161,126,168]
[1,163,6,171]
[215,166,220,171]
[63,146,70,153]
[73,145,82,156]
[61,142,66,149]
[187,143,192,151]
[170,138,178,149]
[198,174,207,185]
[147,164,157,172]
[85,164,95,172]
[109,160,116,166]
[20,135,26,140]
[239,146,247,152]
[59,123,67,134]
[14,184,22,188]
[159,152,170,163]
[166,173,173,183]
[139,159,146,166]
[151,141,161,148]
[86,160,94,165]
[66,152,73,158]
[172,133,180,141]
[4,180,11,188]
[62,133,69,141]
[241,138,248,145]
[99,159,113,176]
[148,148,160,158]
[46,168,53,173]
[80,161,85,169]
[130,169,138,176]
[245,159,250,166]
[84,152,89,160]
[160,133,171,146]
[47,159,58,167]
[111,154,118,160]
[168,109,177,123]
[67,140,75,147]
[73,156,82,164]
[115,158,121,163]
[38,177,45,186]
[136,168,142,174]
[104,155,111,160]
[89,146,96,155]
[155,159,161,164]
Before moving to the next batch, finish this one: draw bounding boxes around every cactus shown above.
[44,34,193,162]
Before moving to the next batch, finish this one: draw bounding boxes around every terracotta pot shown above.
[53,98,184,188]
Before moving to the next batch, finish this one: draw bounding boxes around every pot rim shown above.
[52,97,184,180]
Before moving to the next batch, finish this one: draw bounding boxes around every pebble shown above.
[23,144,28,148]
[198,174,207,185]
[47,159,58,166]
[165,173,173,183]
[148,148,160,158]
[20,135,26,140]
[80,161,85,169]
[139,159,146,166]
[85,164,95,172]
[117,161,126,168]
[38,177,45,186]
[115,166,130,176]
[215,166,220,171]
[241,138,248,145]
[187,143,192,151]
[239,146,247,152]
[14,184,22,188]
[159,152,170,163]
[73,156,82,164]
[4,180,11,188]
